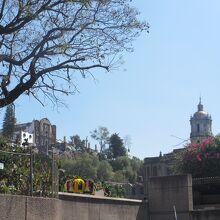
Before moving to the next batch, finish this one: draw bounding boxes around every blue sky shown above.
[2,0,220,159]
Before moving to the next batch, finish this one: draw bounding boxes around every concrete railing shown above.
[0,193,148,220]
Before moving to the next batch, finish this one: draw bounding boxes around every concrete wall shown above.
[2,175,220,220]
[0,193,148,220]
[191,210,220,220]
[0,194,26,220]
[148,174,193,220]
[59,193,148,220]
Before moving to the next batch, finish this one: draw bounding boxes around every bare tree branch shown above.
[0,0,149,108]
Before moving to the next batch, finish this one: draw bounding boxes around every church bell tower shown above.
[190,98,212,143]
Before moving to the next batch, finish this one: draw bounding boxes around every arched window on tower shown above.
[197,124,200,132]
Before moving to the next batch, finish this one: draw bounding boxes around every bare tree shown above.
[0,0,148,107]
[90,126,110,152]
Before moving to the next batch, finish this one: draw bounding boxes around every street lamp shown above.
[23,138,33,196]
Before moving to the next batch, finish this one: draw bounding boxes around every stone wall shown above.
[148,174,193,220]
[0,193,148,220]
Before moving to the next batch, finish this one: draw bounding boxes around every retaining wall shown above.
[0,193,148,220]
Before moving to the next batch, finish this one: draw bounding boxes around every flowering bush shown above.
[175,137,220,177]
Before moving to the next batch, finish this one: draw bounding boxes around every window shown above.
[197,124,200,132]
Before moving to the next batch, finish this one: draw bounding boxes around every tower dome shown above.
[190,98,212,143]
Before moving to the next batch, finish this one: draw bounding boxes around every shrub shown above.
[175,137,220,177]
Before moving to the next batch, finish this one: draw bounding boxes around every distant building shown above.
[143,99,213,196]
[143,148,184,196]
[13,118,56,154]
[190,98,213,143]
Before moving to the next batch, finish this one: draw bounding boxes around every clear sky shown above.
[2,0,220,159]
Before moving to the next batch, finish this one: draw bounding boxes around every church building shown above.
[143,99,214,196]
[13,118,56,154]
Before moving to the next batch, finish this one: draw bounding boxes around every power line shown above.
[170,135,187,141]
[169,135,190,148]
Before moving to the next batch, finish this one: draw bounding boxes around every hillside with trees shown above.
[59,127,144,195]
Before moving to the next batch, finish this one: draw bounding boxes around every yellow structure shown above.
[64,177,95,194]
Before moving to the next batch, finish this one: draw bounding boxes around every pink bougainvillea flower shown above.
[204,153,209,158]
[188,143,199,148]
[202,138,214,146]
[196,154,202,161]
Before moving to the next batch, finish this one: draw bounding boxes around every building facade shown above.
[14,118,56,154]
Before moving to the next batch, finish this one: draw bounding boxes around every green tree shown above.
[97,160,113,181]
[130,156,143,179]
[111,156,130,171]
[90,127,110,153]
[113,171,127,183]
[0,0,148,108]
[108,133,126,159]
[61,153,99,180]
[110,156,143,183]
[70,135,86,153]
[2,104,16,140]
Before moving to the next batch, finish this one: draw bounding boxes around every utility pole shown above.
[23,138,33,196]
[51,148,54,197]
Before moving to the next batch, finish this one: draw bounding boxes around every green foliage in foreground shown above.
[0,137,53,196]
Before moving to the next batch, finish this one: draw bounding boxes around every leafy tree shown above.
[130,156,143,178]
[2,104,16,140]
[174,137,220,177]
[110,156,143,183]
[0,0,148,108]
[70,135,86,152]
[108,133,126,159]
[90,126,110,153]
[62,152,99,180]
[113,170,127,183]
[111,156,130,171]
[97,160,113,181]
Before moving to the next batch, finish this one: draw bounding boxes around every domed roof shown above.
[193,110,209,118]
[192,98,211,119]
